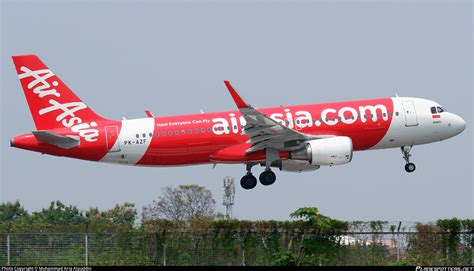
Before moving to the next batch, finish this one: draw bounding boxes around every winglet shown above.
[145,110,154,118]
[224,80,250,109]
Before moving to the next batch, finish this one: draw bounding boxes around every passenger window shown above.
[149,133,152,137]
[208,128,212,132]
[188,129,192,134]
[437,107,444,113]
[162,132,166,136]
[395,112,399,116]
[201,128,205,133]
[142,133,146,138]
[155,132,159,137]
[195,128,199,133]
[382,113,386,117]
[431,107,437,114]
[136,134,139,138]
[233,125,237,130]
[168,131,172,136]
[181,130,185,135]
[175,130,179,135]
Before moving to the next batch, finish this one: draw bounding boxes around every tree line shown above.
[0,184,472,266]
[0,184,472,233]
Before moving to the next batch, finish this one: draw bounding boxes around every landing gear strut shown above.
[401,146,416,173]
[240,164,257,190]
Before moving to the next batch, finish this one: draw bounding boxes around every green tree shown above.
[290,207,348,232]
[143,185,216,221]
[30,201,86,224]
[0,200,28,222]
[86,203,136,226]
[288,207,348,265]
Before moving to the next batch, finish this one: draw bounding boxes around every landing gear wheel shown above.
[405,163,416,173]
[401,146,416,173]
[240,174,257,190]
[259,170,276,186]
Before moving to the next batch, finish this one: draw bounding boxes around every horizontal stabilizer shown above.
[32,131,80,149]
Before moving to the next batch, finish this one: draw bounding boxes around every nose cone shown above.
[450,114,466,136]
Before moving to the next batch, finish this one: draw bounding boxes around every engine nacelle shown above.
[273,160,320,173]
[290,136,353,166]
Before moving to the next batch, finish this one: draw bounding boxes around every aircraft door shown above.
[105,126,121,152]
[402,101,419,127]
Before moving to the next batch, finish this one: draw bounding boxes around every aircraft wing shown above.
[224,81,333,154]
[33,131,80,149]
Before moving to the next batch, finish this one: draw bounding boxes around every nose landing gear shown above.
[401,146,416,173]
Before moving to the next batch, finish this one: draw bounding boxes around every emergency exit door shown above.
[402,101,419,127]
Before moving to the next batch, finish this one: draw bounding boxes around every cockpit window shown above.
[430,107,437,114]
[437,107,445,113]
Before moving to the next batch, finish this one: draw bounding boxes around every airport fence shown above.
[0,230,471,266]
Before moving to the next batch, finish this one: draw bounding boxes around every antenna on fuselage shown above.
[200,109,205,114]
[395,93,399,97]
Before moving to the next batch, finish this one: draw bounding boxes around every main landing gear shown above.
[240,164,277,190]
[401,146,416,173]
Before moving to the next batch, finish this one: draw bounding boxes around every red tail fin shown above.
[12,54,108,130]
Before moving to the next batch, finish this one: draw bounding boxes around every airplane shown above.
[10,55,466,190]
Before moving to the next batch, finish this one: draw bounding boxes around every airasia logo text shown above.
[211,105,389,135]
[18,67,99,142]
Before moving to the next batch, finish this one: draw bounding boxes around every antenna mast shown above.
[223,176,235,219]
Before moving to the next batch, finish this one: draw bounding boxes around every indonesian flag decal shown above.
[432,114,441,119]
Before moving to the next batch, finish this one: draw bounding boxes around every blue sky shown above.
[1,0,472,221]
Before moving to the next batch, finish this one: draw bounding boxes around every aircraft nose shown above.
[450,114,466,135]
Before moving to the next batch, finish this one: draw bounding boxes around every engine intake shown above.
[290,136,353,166]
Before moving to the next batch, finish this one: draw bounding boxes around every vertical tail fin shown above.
[12,54,108,130]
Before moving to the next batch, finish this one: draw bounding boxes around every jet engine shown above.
[289,136,353,166]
